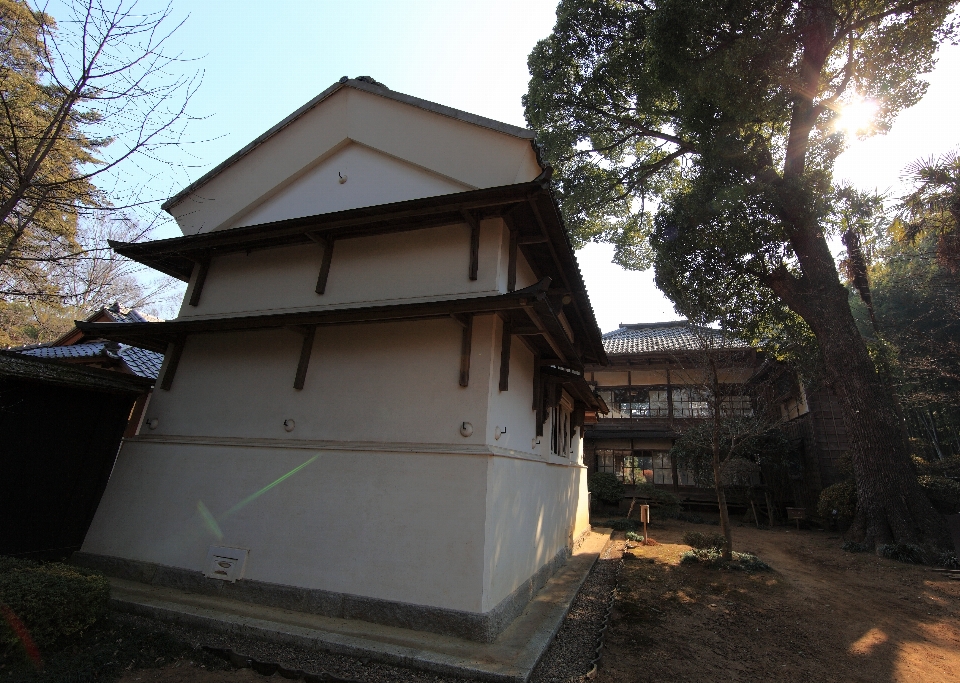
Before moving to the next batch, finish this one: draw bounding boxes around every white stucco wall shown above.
[228,142,470,229]
[90,83,592,621]
[85,293,590,616]
[480,457,588,610]
[145,318,495,445]
[166,87,542,235]
[178,219,516,320]
[82,440,489,611]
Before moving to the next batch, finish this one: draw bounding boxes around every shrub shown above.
[682,531,727,550]
[680,549,771,571]
[913,455,960,480]
[608,518,639,531]
[877,543,925,564]
[587,472,623,505]
[0,556,110,664]
[817,480,857,526]
[625,531,644,542]
[735,552,772,571]
[633,483,681,519]
[917,475,960,514]
[677,511,706,524]
[937,552,960,569]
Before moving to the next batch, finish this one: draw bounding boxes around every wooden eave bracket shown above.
[307,232,335,295]
[499,316,512,391]
[461,210,480,281]
[450,313,474,387]
[292,325,316,390]
[187,255,211,307]
[158,337,186,391]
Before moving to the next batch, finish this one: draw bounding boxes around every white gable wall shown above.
[228,143,471,229]
[167,87,542,235]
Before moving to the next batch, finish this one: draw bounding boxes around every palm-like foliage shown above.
[898,151,960,272]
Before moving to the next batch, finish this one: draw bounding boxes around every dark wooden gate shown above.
[0,352,152,559]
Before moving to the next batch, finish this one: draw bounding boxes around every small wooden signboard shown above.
[786,506,806,530]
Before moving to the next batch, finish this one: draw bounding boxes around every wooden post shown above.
[462,210,480,281]
[499,318,512,391]
[456,314,473,387]
[507,222,518,292]
[640,504,650,544]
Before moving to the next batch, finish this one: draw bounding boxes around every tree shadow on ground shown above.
[596,519,960,683]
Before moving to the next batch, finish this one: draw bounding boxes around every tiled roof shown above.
[18,342,163,379]
[0,351,152,393]
[602,321,747,355]
[14,307,164,379]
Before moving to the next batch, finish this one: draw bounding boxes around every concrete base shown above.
[107,529,610,683]
[73,534,576,643]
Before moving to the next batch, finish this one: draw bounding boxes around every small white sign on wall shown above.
[204,546,249,582]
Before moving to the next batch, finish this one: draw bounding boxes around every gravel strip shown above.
[115,611,466,682]
[118,537,623,683]
[530,537,623,683]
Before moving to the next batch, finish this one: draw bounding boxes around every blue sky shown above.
[55,1,960,330]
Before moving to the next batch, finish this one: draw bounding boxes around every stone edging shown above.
[72,539,578,643]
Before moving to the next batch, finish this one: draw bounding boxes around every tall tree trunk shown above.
[772,231,951,555]
[712,450,733,561]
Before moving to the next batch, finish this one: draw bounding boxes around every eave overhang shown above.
[541,365,608,414]
[77,278,585,369]
[112,182,608,366]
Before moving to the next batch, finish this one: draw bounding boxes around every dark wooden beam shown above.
[159,338,185,391]
[499,318,512,391]
[188,257,211,307]
[314,236,335,295]
[518,234,549,245]
[507,221,518,292]
[532,353,541,411]
[293,326,316,390]
[522,304,567,364]
[461,210,480,281]
[457,313,473,387]
[76,278,555,353]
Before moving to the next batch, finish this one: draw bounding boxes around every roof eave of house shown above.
[115,183,608,365]
[0,350,153,393]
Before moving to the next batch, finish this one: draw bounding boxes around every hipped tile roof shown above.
[14,306,164,379]
[19,342,162,379]
[602,321,747,355]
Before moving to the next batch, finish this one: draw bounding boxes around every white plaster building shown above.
[75,77,607,641]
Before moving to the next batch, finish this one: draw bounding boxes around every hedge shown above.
[0,556,110,664]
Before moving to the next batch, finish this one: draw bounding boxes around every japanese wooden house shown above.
[583,321,850,513]
[72,77,607,642]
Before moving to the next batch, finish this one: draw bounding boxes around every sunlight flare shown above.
[833,96,879,137]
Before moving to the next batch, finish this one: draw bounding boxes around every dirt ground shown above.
[112,520,960,683]
[601,519,960,683]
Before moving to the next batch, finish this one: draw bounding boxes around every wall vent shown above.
[204,546,249,582]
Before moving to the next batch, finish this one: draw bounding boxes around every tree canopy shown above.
[0,0,194,342]
[526,0,958,554]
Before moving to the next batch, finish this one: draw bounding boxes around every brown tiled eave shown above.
[110,182,606,366]
[0,351,153,394]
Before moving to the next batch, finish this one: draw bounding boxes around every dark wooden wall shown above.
[0,376,140,559]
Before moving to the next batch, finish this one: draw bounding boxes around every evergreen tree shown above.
[526,0,957,554]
